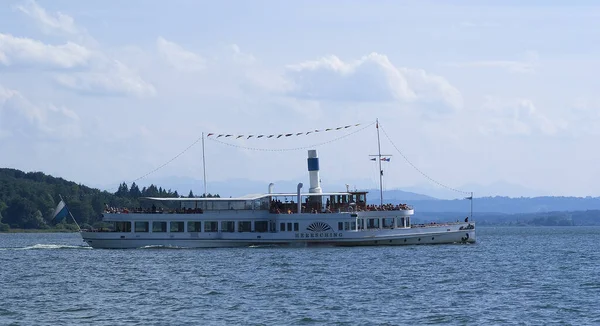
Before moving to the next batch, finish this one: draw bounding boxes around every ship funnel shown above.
[307,150,322,194]
[297,183,303,213]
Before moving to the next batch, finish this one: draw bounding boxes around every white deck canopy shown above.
[142,192,365,202]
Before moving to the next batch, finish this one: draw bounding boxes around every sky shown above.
[1,0,599,198]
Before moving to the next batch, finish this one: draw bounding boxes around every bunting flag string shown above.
[208,122,375,152]
[99,121,371,193]
[370,157,391,161]
[206,123,362,140]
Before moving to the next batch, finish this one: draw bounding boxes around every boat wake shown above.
[0,244,91,251]
[248,244,282,248]
[138,245,187,250]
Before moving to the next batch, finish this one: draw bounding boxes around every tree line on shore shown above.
[0,168,218,231]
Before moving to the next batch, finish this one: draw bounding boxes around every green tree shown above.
[115,182,129,197]
[0,211,9,231]
[25,210,47,229]
[129,182,141,198]
[4,198,37,228]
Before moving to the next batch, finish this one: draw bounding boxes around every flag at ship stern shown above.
[52,200,69,223]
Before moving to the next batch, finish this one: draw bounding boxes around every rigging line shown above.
[378,123,471,195]
[129,134,205,185]
[207,121,376,152]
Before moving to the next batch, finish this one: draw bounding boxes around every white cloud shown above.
[477,97,562,136]
[55,60,156,97]
[398,67,464,110]
[228,46,291,94]
[229,44,256,65]
[156,37,206,72]
[15,0,87,40]
[0,84,80,139]
[0,33,92,69]
[11,2,155,98]
[284,53,463,110]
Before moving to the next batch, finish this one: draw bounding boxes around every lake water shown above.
[1,227,599,325]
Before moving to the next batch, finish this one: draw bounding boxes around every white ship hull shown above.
[81,223,475,249]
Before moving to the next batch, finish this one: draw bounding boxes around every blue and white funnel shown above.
[307,150,322,193]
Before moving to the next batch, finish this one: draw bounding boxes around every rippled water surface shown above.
[1,227,600,325]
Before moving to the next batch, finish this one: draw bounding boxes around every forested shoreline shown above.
[0,168,217,231]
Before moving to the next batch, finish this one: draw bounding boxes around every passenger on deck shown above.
[464,216,469,222]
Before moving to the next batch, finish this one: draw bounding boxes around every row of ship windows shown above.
[114,221,300,233]
[339,217,409,230]
[112,217,409,233]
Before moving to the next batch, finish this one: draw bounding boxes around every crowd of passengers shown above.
[104,202,411,215]
[365,204,411,211]
[104,204,203,214]
[269,199,412,214]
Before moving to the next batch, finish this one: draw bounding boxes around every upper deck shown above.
[104,191,413,216]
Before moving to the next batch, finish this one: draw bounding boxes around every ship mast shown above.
[376,119,383,206]
[202,132,207,196]
[369,119,391,207]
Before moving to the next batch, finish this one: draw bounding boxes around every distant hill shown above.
[363,188,438,202]
[392,196,600,214]
[412,210,600,226]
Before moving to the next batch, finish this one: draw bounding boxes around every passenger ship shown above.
[81,149,476,249]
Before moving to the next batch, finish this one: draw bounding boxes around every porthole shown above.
[418,238,421,241]
[432,237,434,240]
